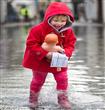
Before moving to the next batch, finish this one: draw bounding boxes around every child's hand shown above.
[46,52,52,60]
[54,46,64,53]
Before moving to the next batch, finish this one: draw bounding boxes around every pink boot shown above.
[29,91,39,108]
[58,91,71,109]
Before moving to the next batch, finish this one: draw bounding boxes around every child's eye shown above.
[54,20,58,22]
[62,20,66,22]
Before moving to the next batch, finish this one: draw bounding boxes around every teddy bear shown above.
[41,33,64,71]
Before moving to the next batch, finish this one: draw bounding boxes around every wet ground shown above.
[0,23,105,110]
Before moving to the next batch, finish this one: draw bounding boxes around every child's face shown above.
[50,15,67,29]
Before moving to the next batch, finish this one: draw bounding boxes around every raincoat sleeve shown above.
[26,28,48,61]
[64,29,76,59]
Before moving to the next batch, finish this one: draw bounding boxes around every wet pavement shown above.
[0,23,105,110]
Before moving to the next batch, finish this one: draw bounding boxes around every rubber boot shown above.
[29,91,39,108]
[58,90,71,109]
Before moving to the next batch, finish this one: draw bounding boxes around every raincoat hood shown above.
[44,2,74,22]
[44,2,74,33]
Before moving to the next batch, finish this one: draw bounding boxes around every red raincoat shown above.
[22,2,76,73]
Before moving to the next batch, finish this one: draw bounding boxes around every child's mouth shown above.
[54,25,62,29]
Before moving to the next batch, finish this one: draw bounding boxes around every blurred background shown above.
[0,0,105,110]
[0,0,105,23]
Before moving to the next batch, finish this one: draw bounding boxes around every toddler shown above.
[22,2,76,109]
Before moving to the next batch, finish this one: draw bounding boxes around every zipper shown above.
[59,33,65,49]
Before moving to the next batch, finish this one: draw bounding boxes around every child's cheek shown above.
[52,22,56,26]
